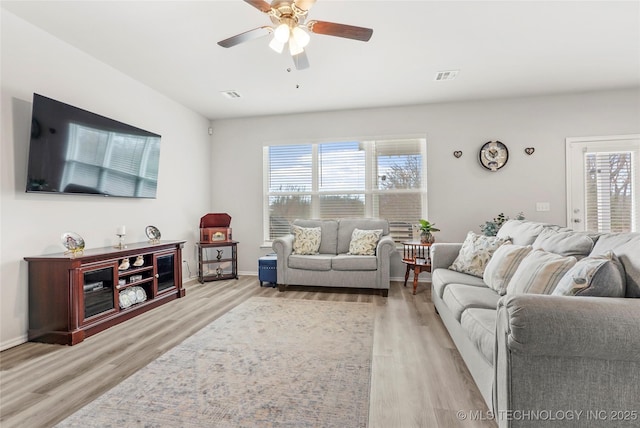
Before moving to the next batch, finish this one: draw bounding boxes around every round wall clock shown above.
[479,141,509,171]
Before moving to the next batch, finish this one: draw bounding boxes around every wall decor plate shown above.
[133,286,147,303]
[119,291,133,309]
[145,225,161,240]
[61,232,85,252]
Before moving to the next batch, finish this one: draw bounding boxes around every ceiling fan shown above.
[218,0,374,70]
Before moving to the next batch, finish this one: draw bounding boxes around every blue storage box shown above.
[258,254,277,287]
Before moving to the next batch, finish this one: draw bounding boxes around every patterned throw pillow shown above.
[292,225,322,255]
[483,244,533,295]
[449,232,510,278]
[506,249,577,295]
[348,229,383,256]
[552,251,626,297]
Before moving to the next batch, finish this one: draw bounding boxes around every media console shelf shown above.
[24,240,186,345]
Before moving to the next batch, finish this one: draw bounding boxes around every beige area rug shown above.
[57,297,375,427]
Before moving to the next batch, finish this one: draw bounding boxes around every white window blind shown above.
[264,137,427,242]
[584,146,638,233]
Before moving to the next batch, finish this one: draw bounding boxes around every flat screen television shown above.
[26,93,161,198]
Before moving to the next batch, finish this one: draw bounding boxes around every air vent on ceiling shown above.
[435,70,459,81]
[220,90,242,99]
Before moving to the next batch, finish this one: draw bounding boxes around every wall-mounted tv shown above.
[26,93,161,198]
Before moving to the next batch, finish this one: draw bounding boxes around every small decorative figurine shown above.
[118,258,130,270]
[133,255,144,267]
[216,249,223,260]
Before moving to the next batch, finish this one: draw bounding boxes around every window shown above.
[264,137,427,242]
[584,149,637,232]
[566,135,639,233]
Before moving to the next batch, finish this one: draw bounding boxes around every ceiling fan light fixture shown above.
[291,26,310,48]
[269,37,285,53]
[274,23,291,43]
[288,37,304,56]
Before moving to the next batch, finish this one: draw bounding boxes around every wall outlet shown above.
[536,202,550,212]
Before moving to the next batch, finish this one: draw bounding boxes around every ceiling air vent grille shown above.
[435,70,459,81]
[221,90,242,99]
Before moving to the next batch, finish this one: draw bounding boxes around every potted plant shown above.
[418,219,440,244]
[480,211,525,236]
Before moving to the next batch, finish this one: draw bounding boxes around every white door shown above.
[566,135,640,232]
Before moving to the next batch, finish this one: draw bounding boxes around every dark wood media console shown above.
[24,240,186,345]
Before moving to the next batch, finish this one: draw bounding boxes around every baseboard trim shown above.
[1,333,29,352]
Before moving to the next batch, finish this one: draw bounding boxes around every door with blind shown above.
[566,135,640,232]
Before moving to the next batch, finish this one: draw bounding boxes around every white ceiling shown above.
[2,0,639,120]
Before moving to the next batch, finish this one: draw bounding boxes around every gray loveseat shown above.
[431,220,640,427]
[272,218,395,296]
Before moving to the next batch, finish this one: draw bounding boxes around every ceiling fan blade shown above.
[218,26,272,48]
[292,51,310,70]
[293,0,316,12]
[308,20,373,42]
[243,0,273,13]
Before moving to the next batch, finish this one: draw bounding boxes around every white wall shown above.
[210,88,640,280]
[1,11,212,349]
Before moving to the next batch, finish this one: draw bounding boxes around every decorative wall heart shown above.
[453,151,463,158]
[525,147,535,155]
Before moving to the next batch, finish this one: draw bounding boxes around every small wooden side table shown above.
[197,241,238,283]
[401,241,432,295]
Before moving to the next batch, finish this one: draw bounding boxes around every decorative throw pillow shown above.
[348,228,383,256]
[483,244,533,295]
[292,225,322,255]
[449,232,510,278]
[552,251,626,297]
[506,249,577,295]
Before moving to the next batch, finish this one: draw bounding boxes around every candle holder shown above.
[115,233,127,249]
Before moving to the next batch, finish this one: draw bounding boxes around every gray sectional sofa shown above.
[431,220,640,427]
[272,218,395,296]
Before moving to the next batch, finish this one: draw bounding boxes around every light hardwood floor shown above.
[0,277,496,428]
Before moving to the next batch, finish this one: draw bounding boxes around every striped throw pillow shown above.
[552,251,626,297]
[506,249,577,295]
[483,244,533,295]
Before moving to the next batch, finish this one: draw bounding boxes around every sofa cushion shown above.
[293,219,339,255]
[553,251,626,297]
[483,244,533,295]
[442,284,500,321]
[292,225,321,255]
[590,232,640,297]
[337,218,389,254]
[332,254,378,271]
[347,228,383,256]
[431,268,488,298]
[288,254,333,271]
[449,231,510,278]
[532,228,595,258]
[506,249,577,295]
[461,308,497,365]
[496,220,547,245]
